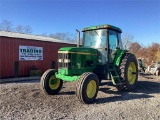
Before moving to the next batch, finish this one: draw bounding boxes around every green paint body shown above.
[54,24,127,84]
[56,47,127,82]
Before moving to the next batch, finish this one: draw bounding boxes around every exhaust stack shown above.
[76,29,80,47]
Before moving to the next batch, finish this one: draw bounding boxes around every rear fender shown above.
[113,50,128,66]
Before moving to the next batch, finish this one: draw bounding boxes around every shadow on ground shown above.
[11,79,40,83]
[95,79,160,104]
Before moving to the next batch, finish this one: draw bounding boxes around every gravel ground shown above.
[0,74,160,120]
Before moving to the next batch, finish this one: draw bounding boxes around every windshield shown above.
[83,29,107,48]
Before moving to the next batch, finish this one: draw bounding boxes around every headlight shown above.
[58,59,63,62]
[64,59,71,63]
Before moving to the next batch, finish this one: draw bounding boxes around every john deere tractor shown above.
[40,24,138,104]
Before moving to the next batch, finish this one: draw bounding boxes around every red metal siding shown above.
[0,36,75,78]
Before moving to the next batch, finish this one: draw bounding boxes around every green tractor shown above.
[40,24,138,104]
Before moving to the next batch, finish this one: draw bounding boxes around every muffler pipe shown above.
[76,29,80,47]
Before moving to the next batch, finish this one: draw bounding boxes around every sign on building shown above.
[19,46,43,60]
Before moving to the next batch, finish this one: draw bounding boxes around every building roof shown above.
[0,31,76,44]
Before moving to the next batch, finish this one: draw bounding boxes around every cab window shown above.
[108,30,118,50]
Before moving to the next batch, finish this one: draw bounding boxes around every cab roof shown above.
[82,24,122,33]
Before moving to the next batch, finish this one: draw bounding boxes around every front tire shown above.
[40,69,63,95]
[76,72,99,104]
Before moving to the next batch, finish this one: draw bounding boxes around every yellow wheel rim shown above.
[128,62,136,84]
[86,80,97,98]
[49,75,60,90]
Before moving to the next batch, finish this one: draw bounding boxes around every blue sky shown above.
[0,0,160,46]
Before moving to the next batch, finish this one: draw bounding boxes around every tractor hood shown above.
[58,47,98,72]
[58,47,97,55]
[56,47,98,81]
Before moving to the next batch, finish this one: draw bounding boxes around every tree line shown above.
[0,19,77,43]
[38,32,77,43]
[129,42,160,65]
[0,19,135,45]
[0,19,32,34]
[0,19,133,45]
[0,19,159,65]
[121,33,160,66]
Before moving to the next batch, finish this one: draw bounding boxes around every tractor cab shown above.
[82,24,122,64]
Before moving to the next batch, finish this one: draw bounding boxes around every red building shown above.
[0,31,76,78]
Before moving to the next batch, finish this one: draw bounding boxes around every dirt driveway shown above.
[0,74,160,120]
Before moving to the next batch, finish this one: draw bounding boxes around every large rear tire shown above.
[117,54,138,91]
[40,69,63,95]
[76,72,99,104]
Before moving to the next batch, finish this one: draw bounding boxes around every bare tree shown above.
[156,48,160,62]
[0,24,3,31]
[129,42,141,54]
[24,25,32,34]
[136,43,160,65]
[15,25,24,33]
[50,32,66,40]
[39,33,48,37]
[48,32,77,43]
[48,33,54,38]
[0,19,13,32]
[122,33,134,49]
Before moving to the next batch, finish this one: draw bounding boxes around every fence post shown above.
[14,61,19,77]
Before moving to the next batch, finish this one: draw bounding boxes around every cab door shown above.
[108,30,119,63]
